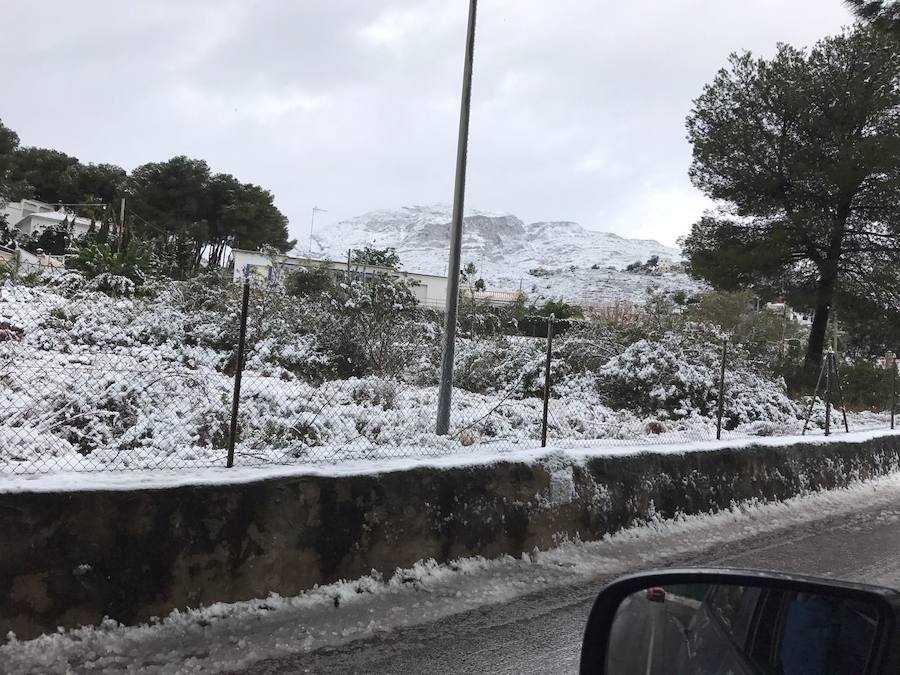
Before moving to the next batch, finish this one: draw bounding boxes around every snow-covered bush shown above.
[597,331,797,427]
[44,270,87,296]
[88,273,135,298]
[453,336,546,397]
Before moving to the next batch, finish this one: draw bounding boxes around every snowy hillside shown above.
[308,205,703,305]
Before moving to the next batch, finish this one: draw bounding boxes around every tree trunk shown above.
[804,272,836,370]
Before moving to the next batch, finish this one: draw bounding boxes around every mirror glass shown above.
[606,582,881,675]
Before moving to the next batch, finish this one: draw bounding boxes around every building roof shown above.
[25,211,95,227]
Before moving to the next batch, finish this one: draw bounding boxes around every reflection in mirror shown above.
[606,582,880,674]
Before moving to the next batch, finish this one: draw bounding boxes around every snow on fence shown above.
[0,272,895,474]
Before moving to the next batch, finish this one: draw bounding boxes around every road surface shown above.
[245,488,900,674]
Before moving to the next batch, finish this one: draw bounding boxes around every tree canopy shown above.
[682,26,900,366]
[0,119,293,274]
[127,156,294,270]
[0,119,19,205]
[846,1,900,35]
[350,246,400,269]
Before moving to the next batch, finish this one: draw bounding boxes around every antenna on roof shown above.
[309,206,327,258]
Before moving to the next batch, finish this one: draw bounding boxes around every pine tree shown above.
[683,27,900,368]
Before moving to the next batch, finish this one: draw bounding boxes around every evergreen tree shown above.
[350,246,401,269]
[846,1,900,35]
[683,26,900,368]
[0,119,21,203]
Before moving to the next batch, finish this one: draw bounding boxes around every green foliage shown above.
[835,293,900,356]
[0,119,20,203]
[515,299,584,337]
[332,274,424,378]
[128,157,293,272]
[284,266,336,297]
[625,255,660,274]
[461,261,486,291]
[846,1,900,35]
[685,26,900,368]
[782,357,897,411]
[6,146,79,204]
[68,239,153,284]
[350,246,401,269]
[835,361,896,411]
[21,223,70,255]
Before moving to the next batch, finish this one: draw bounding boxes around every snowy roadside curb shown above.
[1,428,897,494]
[5,470,900,674]
[2,429,899,641]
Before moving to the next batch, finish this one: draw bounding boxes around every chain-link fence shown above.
[0,270,896,474]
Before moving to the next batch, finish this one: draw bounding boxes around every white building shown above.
[232,249,452,309]
[764,302,796,321]
[0,244,65,276]
[2,199,96,239]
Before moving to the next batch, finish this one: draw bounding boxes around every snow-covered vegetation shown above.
[0,270,888,473]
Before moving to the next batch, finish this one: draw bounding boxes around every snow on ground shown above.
[0,276,890,477]
[5,470,900,674]
[0,428,896,494]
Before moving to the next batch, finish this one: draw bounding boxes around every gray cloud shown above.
[1,0,853,246]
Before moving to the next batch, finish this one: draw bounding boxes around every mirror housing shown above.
[580,569,900,674]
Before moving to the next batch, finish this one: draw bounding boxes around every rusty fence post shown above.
[541,314,555,448]
[715,336,728,441]
[891,364,896,431]
[226,278,250,468]
[824,352,832,437]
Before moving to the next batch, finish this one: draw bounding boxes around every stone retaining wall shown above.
[2,434,899,639]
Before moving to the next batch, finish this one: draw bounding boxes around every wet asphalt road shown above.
[243,497,900,675]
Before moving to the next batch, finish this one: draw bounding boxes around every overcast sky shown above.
[2,1,854,246]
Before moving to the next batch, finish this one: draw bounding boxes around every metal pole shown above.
[541,314,555,448]
[891,363,896,431]
[716,336,728,440]
[824,352,832,437]
[802,359,827,435]
[308,206,327,258]
[226,278,250,468]
[436,0,478,436]
[830,351,850,433]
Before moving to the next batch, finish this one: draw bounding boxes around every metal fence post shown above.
[892,364,896,431]
[830,350,850,433]
[824,352,832,437]
[541,314,555,448]
[715,336,728,440]
[226,278,250,468]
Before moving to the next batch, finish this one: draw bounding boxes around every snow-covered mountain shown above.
[308,205,702,305]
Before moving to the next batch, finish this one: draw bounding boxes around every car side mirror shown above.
[580,569,900,674]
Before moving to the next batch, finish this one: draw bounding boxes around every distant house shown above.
[231,249,451,310]
[764,302,795,321]
[1,198,56,226]
[231,249,523,311]
[11,209,96,240]
[3,198,103,240]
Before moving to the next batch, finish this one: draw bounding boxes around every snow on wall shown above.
[0,431,899,640]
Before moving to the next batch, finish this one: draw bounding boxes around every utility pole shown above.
[436,0,478,436]
[308,206,327,258]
